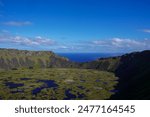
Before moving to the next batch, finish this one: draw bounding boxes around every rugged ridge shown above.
[0,48,75,69]
[81,50,150,99]
[0,48,150,99]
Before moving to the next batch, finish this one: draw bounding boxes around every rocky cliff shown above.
[0,48,75,70]
[81,50,150,99]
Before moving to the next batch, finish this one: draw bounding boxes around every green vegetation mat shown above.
[0,68,117,100]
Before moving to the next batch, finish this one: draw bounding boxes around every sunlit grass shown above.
[0,68,118,100]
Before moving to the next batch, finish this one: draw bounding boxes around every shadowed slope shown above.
[81,50,150,99]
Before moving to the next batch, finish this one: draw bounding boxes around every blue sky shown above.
[0,0,150,53]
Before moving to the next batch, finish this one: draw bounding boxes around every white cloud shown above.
[0,32,55,46]
[141,29,150,33]
[59,46,68,49]
[12,36,39,45]
[0,30,150,52]
[111,38,144,47]
[91,37,150,52]
[3,21,32,26]
[35,36,42,39]
[35,36,54,45]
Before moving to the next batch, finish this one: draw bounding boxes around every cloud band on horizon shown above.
[3,21,32,26]
[141,29,150,33]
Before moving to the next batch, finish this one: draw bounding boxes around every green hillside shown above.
[0,48,75,69]
[81,50,150,99]
[0,48,150,100]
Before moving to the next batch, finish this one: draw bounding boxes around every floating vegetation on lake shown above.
[5,82,24,89]
[32,80,58,95]
[0,68,118,100]
[20,78,30,80]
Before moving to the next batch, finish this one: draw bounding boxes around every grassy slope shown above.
[0,49,74,69]
[82,50,150,99]
[80,56,121,72]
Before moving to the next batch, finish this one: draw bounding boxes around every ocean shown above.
[56,53,122,62]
